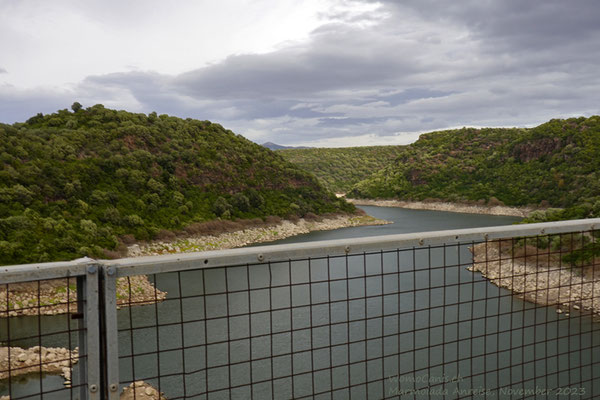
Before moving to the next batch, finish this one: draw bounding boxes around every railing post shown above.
[103,266,120,400]
[84,263,102,400]
[76,276,87,400]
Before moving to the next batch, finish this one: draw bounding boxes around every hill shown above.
[0,104,354,265]
[278,146,404,193]
[349,116,600,220]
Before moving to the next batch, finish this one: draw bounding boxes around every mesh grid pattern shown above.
[114,233,600,399]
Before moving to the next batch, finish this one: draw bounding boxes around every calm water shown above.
[3,206,600,399]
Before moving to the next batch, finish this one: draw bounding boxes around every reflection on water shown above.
[3,206,599,399]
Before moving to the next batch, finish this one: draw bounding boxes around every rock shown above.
[573,305,580,310]
[0,345,78,384]
[120,380,166,400]
[27,353,39,364]
[556,309,563,314]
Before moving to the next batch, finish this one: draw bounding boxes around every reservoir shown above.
[2,206,599,399]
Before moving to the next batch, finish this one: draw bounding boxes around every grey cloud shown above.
[374,89,454,107]
[0,88,73,123]
[382,0,600,53]
[174,22,421,100]
[316,116,391,128]
[0,68,6,74]
[83,71,176,108]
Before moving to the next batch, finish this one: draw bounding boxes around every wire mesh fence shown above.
[106,224,600,399]
[2,219,600,399]
[1,277,89,400]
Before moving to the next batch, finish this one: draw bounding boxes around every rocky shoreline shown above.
[469,242,600,316]
[346,198,535,217]
[0,275,166,317]
[128,214,389,257]
[0,346,78,385]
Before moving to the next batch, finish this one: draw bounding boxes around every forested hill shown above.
[278,146,404,193]
[350,116,600,219]
[0,104,353,265]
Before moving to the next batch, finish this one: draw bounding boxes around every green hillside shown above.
[0,104,354,265]
[350,116,600,219]
[278,146,404,193]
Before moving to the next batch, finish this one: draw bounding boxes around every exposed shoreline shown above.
[346,198,536,217]
[128,213,390,257]
[0,346,78,385]
[469,242,600,317]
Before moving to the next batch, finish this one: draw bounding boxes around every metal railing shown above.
[1,260,101,400]
[2,218,600,399]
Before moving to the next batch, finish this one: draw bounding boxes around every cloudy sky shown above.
[1,0,598,146]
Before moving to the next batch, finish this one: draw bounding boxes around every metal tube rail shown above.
[1,219,598,280]
[0,257,94,284]
[104,218,600,277]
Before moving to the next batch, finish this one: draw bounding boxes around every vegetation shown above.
[0,104,354,265]
[348,116,600,267]
[350,116,600,213]
[278,146,404,193]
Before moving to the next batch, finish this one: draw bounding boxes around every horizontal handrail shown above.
[1,218,599,280]
[0,257,96,284]
[105,217,600,277]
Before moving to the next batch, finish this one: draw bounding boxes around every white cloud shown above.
[0,0,339,88]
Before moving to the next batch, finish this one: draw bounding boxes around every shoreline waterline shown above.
[469,242,600,317]
[128,213,391,257]
[346,198,537,217]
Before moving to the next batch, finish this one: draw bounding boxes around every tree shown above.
[213,197,233,217]
[71,102,83,113]
[232,193,250,212]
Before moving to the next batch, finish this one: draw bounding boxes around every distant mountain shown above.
[262,142,312,150]
[0,104,354,265]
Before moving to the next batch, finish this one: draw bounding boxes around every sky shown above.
[1,0,599,147]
